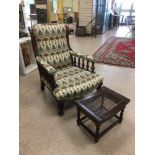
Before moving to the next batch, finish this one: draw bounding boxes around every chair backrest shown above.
[30,24,72,69]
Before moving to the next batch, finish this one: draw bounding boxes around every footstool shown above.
[75,86,130,142]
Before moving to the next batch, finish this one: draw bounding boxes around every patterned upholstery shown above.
[33,24,71,69]
[53,66,103,100]
[32,24,103,101]
[36,56,56,75]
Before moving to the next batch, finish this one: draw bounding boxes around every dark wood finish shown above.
[73,56,76,66]
[41,80,45,90]
[65,25,72,50]
[36,9,47,24]
[19,4,25,29]
[82,58,85,69]
[57,101,64,116]
[91,62,95,73]
[78,57,80,67]
[86,60,89,71]
[28,27,38,57]
[76,86,130,142]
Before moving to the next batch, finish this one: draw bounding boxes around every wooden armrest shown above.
[70,51,95,73]
[70,51,96,62]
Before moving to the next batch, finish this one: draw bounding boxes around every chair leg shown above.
[97,82,102,90]
[41,80,45,91]
[57,101,64,116]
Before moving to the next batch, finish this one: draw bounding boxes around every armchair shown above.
[29,24,103,116]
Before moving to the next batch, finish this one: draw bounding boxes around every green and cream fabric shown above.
[33,24,66,41]
[36,56,56,75]
[36,51,71,70]
[53,66,103,100]
[33,24,103,101]
[33,24,71,69]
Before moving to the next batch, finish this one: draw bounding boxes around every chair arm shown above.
[70,51,96,62]
[69,51,96,73]
[36,56,56,75]
[36,56,57,91]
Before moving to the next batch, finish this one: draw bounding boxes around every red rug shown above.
[93,37,135,68]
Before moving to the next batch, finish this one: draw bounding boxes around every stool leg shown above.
[95,124,100,142]
[77,107,81,126]
[119,109,124,123]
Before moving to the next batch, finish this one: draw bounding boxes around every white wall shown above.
[63,0,79,12]
[63,0,72,8]
[73,0,79,12]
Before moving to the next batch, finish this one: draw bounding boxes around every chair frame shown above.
[29,24,103,116]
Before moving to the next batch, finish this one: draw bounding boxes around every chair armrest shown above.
[36,56,57,91]
[36,56,56,75]
[69,51,96,73]
[70,51,96,62]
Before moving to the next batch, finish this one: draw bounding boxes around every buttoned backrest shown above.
[32,24,72,69]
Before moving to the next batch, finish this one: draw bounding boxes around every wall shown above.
[63,0,79,12]
[72,0,79,12]
[63,0,72,8]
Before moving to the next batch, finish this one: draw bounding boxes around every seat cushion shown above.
[53,66,103,100]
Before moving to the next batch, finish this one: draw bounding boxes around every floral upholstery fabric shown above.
[53,66,103,100]
[33,24,71,69]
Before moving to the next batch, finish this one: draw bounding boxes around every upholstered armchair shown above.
[29,24,103,116]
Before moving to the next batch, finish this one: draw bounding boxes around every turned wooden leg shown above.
[119,109,125,123]
[41,80,45,91]
[77,107,81,126]
[58,101,64,116]
[95,124,100,143]
[91,62,95,73]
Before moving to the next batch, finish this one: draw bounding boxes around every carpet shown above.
[93,37,135,68]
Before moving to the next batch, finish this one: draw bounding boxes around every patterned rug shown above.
[93,37,135,68]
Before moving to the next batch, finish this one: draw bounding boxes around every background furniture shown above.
[35,1,48,24]
[19,37,37,75]
[78,0,111,35]
[29,24,103,116]
[19,4,25,29]
[76,86,130,142]
[29,14,37,27]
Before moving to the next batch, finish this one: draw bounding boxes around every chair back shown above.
[29,24,72,69]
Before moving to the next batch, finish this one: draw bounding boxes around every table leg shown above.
[77,107,81,126]
[95,124,100,142]
[119,109,124,123]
